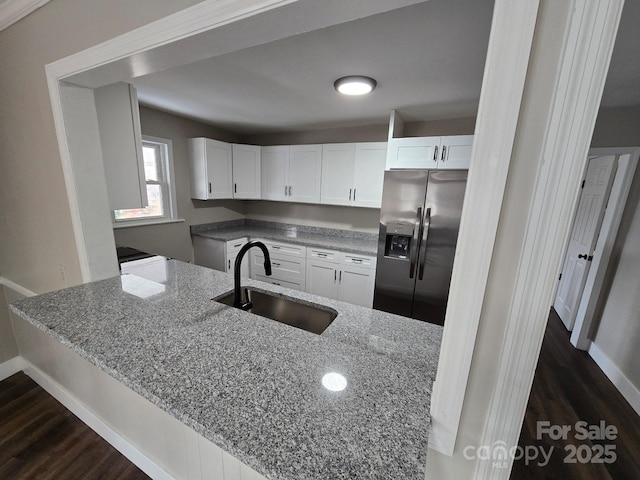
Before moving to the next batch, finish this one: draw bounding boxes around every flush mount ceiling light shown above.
[334,76,377,96]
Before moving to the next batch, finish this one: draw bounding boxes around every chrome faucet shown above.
[233,241,272,309]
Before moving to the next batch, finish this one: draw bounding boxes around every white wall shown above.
[113,107,247,262]
[0,286,19,363]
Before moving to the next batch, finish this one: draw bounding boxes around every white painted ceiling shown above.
[131,0,639,136]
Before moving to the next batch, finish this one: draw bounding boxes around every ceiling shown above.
[131,0,639,136]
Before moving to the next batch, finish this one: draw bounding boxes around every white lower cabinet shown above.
[305,249,376,308]
[192,236,250,278]
[250,239,307,291]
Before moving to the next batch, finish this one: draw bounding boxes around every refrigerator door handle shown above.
[409,207,422,279]
[418,207,431,280]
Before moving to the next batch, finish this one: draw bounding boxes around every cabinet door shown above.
[205,138,233,199]
[321,144,355,206]
[338,265,375,308]
[306,259,339,300]
[261,146,289,201]
[386,137,441,170]
[439,135,474,169]
[353,142,387,208]
[288,145,322,203]
[232,144,261,199]
[94,82,147,210]
[226,251,250,278]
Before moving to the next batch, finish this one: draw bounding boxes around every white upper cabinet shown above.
[232,144,261,199]
[288,145,322,203]
[352,142,387,207]
[261,146,289,201]
[188,138,233,200]
[321,142,387,208]
[386,135,473,170]
[321,144,356,206]
[94,82,147,210]
[261,144,322,203]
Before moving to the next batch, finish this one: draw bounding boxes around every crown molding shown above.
[0,0,49,32]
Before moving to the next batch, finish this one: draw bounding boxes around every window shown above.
[113,136,177,225]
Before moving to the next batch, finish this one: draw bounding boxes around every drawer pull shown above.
[272,262,281,267]
[272,282,281,286]
[272,246,281,250]
[317,253,328,257]
[233,243,242,248]
[352,258,363,263]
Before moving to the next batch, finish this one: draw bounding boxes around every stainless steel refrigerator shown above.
[373,170,467,325]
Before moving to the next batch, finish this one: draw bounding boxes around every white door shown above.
[338,265,374,307]
[232,144,261,199]
[353,142,387,208]
[288,145,322,203]
[205,138,233,199]
[554,155,617,330]
[261,146,288,201]
[321,143,355,206]
[439,135,474,170]
[306,260,339,300]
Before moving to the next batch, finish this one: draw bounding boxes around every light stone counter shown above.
[10,259,442,480]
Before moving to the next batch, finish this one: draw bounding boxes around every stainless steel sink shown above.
[214,287,338,335]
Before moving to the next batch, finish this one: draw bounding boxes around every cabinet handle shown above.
[209,182,212,193]
[433,146,439,162]
[234,183,237,193]
[349,188,352,201]
[441,145,447,161]
[288,186,292,196]
[339,271,342,283]
[353,188,356,201]
[285,185,288,196]
[272,281,281,286]
[317,253,328,257]
[272,245,281,250]
[233,243,242,248]
[352,258,363,263]
[272,262,281,267]
[334,270,337,282]
[228,259,231,269]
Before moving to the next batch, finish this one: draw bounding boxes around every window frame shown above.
[112,135,179,228]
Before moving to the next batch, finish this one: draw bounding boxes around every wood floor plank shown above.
[511,309,640,479]
[0,373,149,480]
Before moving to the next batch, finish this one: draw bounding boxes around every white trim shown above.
[570,148,640,350]
[588,342,640,415]
[0,276,37,297]
[0,356,26,381]
[22,361,175,480]
[429,0,540,456]
[475,0,624,478]
[113,218,186,229]
[0,0,49,32]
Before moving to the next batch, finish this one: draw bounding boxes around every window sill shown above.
[113,218,185,229]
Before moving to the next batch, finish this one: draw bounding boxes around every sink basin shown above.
[214,287,338,335]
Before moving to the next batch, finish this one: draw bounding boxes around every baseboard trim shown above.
[588,342,640,416]
[20,360,174,480]
[0,356,26,381]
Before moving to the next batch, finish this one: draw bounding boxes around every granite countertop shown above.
[10,259,442,480]
[191,220,379,257]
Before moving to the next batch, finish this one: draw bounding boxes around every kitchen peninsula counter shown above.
[191,220,379,257]
[10,259,441,480]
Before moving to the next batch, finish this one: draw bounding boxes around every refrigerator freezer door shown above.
[411,170,467,325]
[373,170,429,317]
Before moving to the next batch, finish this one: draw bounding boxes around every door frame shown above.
[42,0,624,472]
[570,147,640,350]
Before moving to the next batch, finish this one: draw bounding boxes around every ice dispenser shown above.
[384,222,415,259]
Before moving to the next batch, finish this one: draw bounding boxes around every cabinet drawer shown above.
[258,239,306,258]
[252,252,306,280]
[343,254,376,269]
[254,274,305,292]
[226,237,248,254]
[307,248,341,263]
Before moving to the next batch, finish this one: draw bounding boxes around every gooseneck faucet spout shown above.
[233,241,272,309]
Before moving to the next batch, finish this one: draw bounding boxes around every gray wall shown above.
[113,107,246,262]
[0,287,19,363]
[588,110,640,395]
[0,0,204,294]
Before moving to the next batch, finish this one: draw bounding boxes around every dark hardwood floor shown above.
[511,309,640,479]
[0,372,149,480]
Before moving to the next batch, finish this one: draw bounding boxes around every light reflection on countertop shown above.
[10,259,442,480]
